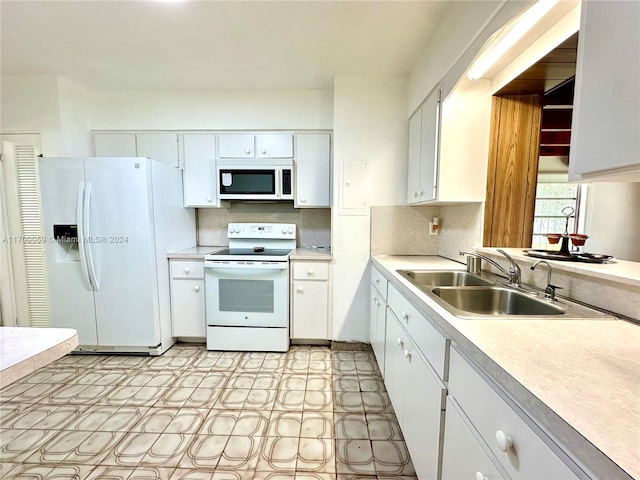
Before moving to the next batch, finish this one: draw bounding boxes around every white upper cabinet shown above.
[218,133,293,159]
[256,134,294,159]
[218,134,255,158]
[136,133,180,168]
[407,82,491,205]
[94,133,137,157]
[407,87,440,204]
[295,133,331,207]
[94,132,180,168]
[183,134,220,208]
[569,0,640,181]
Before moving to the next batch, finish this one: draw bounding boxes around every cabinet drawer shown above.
[370,265,388,301]
[449,348,580,480]
[292,261,329,281]
[387,283,447,381]
[442,397,506,480]
[170,260,204,279]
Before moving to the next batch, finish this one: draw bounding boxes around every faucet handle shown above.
[545,284,563,300]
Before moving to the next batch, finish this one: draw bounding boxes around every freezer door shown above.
[84,157,160,347]
[38,157,98,345]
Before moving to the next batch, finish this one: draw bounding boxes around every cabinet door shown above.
[218,134,255,158]
[569,0,639,180]
[383,311,406,424]
[407,110,422,204]
[136,133,180,168]
[402,338,446,480]
[94,133,136,157]
[291,280,328,339]
[418,88,440,202]
[442,397,507,480]
[370,286,386,376]
[171,279,205,337]
[295,133,331,207]
[256,134,293,159]
[183,134,217,207]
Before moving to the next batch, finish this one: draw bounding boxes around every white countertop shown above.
[372,255,640,480]
[476,247,640,287]
[0,327,78,387]
[290,247,332,260]
[166,246,226,259]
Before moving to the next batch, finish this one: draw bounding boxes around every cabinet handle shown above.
[404,349,411,360]
[261,149,267,154]
[495,430,513,452]
[206,197,212,203]
[374,278,380,284]
[397,337,403,347]
[345,182,350,187]
[184,267,190,274]
[194,285,200,293]
[419,190,424,197]
[402,312,409,321]
[300,198,307,203]
[244,149,251,155]
[296,287,304,293]
[413,192,418,198]
[475,472,489,480]
[306,270,314,276]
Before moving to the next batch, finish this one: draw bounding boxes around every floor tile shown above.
[335,439,376,475]
[371,440,415,476]
[178,434,228,469]
[0,344,417,479]
[334,413,369,440]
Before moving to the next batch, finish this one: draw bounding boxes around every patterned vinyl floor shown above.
[0,344,417,480]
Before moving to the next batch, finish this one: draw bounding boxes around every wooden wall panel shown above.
[483,95,542,248]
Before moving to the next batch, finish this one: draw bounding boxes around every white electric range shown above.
[204,223,296,352]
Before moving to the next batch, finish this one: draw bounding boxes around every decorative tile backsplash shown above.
[438,203,484,260]
[370,206,440,255]
[198,204,331,248]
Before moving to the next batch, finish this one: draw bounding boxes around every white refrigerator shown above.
[38,157,196,355]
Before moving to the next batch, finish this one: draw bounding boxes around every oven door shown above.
[204,261,289,327]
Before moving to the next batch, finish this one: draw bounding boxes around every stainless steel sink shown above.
[397,270,495,287]
[428,286,614,319]
[431,286,565,316]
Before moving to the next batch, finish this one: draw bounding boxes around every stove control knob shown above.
[281,227,287,234]
[287,226,294,234]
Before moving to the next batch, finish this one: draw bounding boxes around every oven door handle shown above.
[204,262,288,272]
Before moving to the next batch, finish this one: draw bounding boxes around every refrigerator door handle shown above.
[76,182,92,290]
[83,182,100,291]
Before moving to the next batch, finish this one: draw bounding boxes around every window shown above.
[532,182,586,249]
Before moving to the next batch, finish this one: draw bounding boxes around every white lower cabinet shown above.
[290,259,331,340]
[442,397,507,480]
[385,310,446,480]
[448,347,580,480]
[370,266,388,374]
[170,259,206,338]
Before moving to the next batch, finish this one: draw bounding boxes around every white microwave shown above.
[218,164,293,201]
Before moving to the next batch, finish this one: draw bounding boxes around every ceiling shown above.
[0,0,450,91]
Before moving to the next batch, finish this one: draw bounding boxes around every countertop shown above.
[290,247,332,260]
[476,247,640,286]
[372,255,639,480]
[166,246,226,259]
[0,327,78,387]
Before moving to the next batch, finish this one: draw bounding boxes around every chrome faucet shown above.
[459,249,522,288]
[531,260,563,300]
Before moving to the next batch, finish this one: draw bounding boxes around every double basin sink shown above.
[397,270,612,319]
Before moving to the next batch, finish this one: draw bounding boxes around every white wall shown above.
[585,183,640,262]
[57,77,91,156]
[332,73,409,342]
[88,89,334,130]
[1,74,91,157]
[409,0,533,114]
